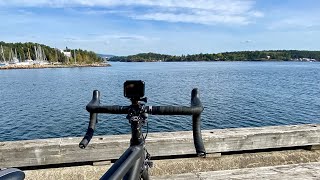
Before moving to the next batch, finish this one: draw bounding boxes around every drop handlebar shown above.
[79,89,206,157]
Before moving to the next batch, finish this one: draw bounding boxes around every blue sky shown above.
[0,0,319,55]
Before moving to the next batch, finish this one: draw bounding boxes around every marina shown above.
[0,45,51,67]
[0,43,103,69]
[0,63,110,70]
[0,44,110,70]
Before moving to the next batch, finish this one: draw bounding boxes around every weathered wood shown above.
[205,153,221,158]
[1,124,320,168]
[23,150,320,180]
[202,124,320,153]
[153,162,320,180]
[149,149,320,176]
[307,145,320,151]
[92,161,112,166]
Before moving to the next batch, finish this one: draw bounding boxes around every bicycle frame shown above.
[100,143,147,180]
[101,101,150,180]
[0,168,25,180]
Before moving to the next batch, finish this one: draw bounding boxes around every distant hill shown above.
[109,51,320,62]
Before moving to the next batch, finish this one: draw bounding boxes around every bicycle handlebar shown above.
[87,105,203,115]
[79,89,206,157]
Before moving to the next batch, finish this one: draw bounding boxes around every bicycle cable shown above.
[144,120,149,140]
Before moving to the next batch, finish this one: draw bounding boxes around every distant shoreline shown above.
[109,60,319,63]
[109,51,320,62]
[0,63,110,70]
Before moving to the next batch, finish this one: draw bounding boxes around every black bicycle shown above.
[0,168,25,180]
[79,80,206,180]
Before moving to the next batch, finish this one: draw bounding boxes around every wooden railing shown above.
[1,124,320,168]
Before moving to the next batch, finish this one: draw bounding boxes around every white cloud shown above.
[0,0,263,25]
[241,40,254,43]
[63,34,149,42]
[133,12,249,25]
[0,0,252,11]
[267,17,320,31]
[250,11,264,18]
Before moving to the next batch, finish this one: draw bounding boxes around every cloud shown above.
[133,12,250,25]
[241,40,254,43]
[116,36,143,40]
[267,16,320,31]
[250,11,264,18]
[0,0,252,11]
[63,34,148,42]
[0,0,263,25]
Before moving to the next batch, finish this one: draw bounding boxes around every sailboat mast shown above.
[34,46,37,60]
[42,48,46,61]
[55,48,58,62]
[22,48,25,61]
[39,46,43,61]
[0,45,5,62]
[74,49,76,64]
[27,48,31,60]
[9,48,13,62]
[38,46,41,61]
[14,48,19,62]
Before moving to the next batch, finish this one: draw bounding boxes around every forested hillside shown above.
[109,51,320,62]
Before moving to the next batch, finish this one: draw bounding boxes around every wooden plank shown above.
[1,124,320,168]
[307,145,320,151]
[92,161,111,166]
[202,124,320,153]
[206,153,221,158]
[153,162,320,180]
[23,150,320,180]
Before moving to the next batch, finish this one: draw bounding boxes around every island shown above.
[109,51,320,62]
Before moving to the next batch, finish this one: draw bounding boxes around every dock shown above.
[1,124,320,179]
[0,63,110,70]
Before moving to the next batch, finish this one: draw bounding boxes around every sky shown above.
[0,0,319,56]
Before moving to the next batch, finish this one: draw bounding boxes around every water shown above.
[1,62,320,141]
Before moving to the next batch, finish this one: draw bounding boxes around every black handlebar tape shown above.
[148,106,203,115]
[192,114,206,157]
[79,113,97,149]
[191,88,206,157]
[80,90,100,149]
[87,105,130,114]
[86,90,101,112]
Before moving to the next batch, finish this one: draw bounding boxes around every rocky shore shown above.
[0,63,110,70]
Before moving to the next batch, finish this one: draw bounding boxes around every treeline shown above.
[64,47,103,64]
[109,50,320,62]
[0,41,103,64]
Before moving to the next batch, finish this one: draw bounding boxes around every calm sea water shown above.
[1,62,320,141]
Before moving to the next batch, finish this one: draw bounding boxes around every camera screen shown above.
[124,80,145,98]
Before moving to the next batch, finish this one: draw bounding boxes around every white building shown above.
[61,50,72,58]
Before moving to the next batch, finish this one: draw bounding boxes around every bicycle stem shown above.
[127,103,147,146]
